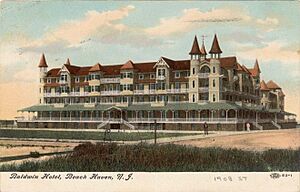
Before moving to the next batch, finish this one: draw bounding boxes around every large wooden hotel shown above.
[17,35,296,130]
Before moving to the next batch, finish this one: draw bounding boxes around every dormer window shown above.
[121,72,133,79]
[75,77,80,83]
[139,74,144,80]
[60,74,68,82]
[47,78,51,83]
[150,74,155,79]
[158,69,165,77]
[175,72,180,78]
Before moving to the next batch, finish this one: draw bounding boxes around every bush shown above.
[1,143,299,172]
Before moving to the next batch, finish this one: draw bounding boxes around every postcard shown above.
[0,1,299,192]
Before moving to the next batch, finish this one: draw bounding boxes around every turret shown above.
[209,34,222,59]
[208,35,222,102]
[38,53,48,104]
[188,36,201,103]
[65,58,71,65]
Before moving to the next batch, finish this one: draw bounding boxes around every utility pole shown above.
[154,119,157,144]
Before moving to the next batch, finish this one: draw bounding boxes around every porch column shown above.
[255,112,258,124]
[172,111,175,121]
[211,110,214,121]
[235,110,238,119]
[101,111,103,121]
[80,111,82,121]
[135,111,137,121]
[160,110,163,121]
[148,111,150,121]
[275,113,277,123]
[59,112,62,121]
[225,110,228,122]
[28,112,30,121]
[185,110,188,121]
[69,111,72,121]
[198,110,201,121]
[90,111,93,121]
[50,112,52,121]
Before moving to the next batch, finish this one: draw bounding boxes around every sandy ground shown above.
[0,140,77,158]
[174,129,300,151]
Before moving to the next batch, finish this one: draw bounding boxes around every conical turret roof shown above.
[189,36,201,55]
[38,53,48,68]
[209,34,222,54]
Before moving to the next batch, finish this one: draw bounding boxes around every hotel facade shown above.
[17,35,296,130]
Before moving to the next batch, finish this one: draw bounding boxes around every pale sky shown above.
[0,1,299,120]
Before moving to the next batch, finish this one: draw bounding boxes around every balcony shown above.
[198,73,209,78]
[101,90,120,95]
[166,88,188,94]
[156,76,166,81]
[100,78,120,84]
[199,87,209,92]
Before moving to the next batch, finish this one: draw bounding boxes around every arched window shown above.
[192,94,195,102]
[213,80,216,87]
[192,68,195,74]
[213,67,216,73]
[192,80,195,88]
[213,94,216,102]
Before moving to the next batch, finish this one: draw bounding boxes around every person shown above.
[246,122,251,132]
[204,122,208,135]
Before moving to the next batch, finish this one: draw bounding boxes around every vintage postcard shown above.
[0,1,299,192]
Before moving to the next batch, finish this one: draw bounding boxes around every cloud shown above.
[145,7,251,36]
[145,7,281,36]
[237,41,299,65]
[22,5,159,50]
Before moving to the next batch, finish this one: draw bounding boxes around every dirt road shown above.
[174,129,300,151]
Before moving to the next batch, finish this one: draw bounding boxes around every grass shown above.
[0,129,198,141]
[1,143,299,172]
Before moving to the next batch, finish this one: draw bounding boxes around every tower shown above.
[188,36,201,103]
[38,53,48,104]
[208,34,222,102]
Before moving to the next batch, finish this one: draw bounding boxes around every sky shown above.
[0,1,299,120]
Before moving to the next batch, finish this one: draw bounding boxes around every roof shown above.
[260,80,270,91]
[209,34,222,54]
[241,65,251,74]
[120,60,134,70]
[89,63,102,72]
[248,59,261,76]
[200,42,207,55]
[47,68,60,77]
[266,80,281,89]
[38,54,48,68]
[65,58,71,65]
[189,36,201,55]
[19,102,243,112]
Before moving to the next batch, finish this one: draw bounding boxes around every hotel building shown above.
[17,35,296,130]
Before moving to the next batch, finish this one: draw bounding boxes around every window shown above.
[121,72,133,79]
[175,72,180,78]
[213,67,216,73]
[75,77,80,83]
[150,83,156,90]
[139,74,144,79]
[158,69,165,77]
[192,94,195,102]
[213,94,216,102]
[175,82,180,89]
[60,74,68,82]
[120,84,133,91]
[47,78,51,83]
[150,96,155,102]
[138,84,144,90]
[156,82,165,90]
[192,80,195,88]
[213,80,216,87]
[75,86,80,92]
[150,74,155,79]
[192,68,195,75]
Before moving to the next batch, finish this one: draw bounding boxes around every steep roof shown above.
[242,65,251,74]
[200,42,207,55]
[38,54,48,68]
[189,36,201,55]
[89,63,102,72]
[209,34,222,54]
[65,58,71,65]
[267,80,281,89]
[120,60,134,70]
[260,80,270,91]
[249,59,261,76]
[47,68,60,77]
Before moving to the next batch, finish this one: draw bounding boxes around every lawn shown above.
[0,129,198,141]
[1,143,299,172]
